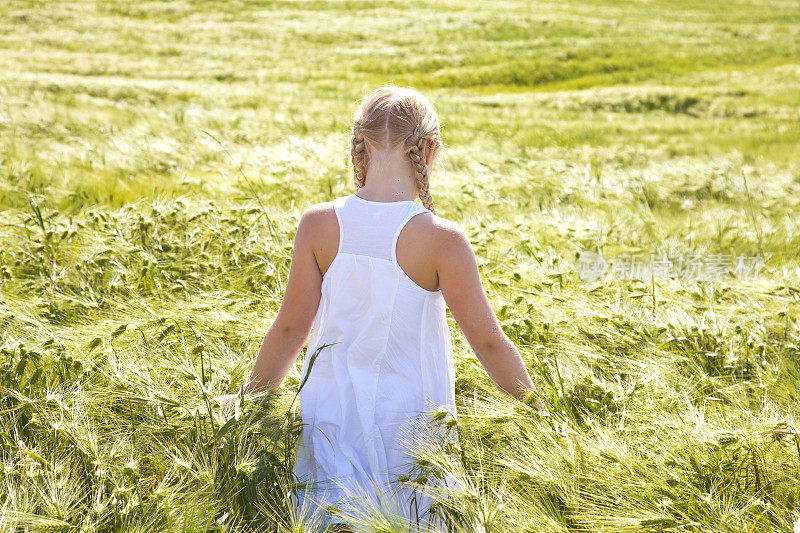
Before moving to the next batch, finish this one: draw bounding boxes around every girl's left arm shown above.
[229,208,324,399]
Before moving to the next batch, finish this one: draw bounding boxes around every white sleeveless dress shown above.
[293,193,457,529]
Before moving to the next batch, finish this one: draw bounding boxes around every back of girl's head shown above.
[350,85,442,213]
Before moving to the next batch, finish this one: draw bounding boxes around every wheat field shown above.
[1,1,800,531]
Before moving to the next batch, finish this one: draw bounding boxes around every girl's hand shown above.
[531,396,549,414]
[214,393,238,415]
[521,390,549,415]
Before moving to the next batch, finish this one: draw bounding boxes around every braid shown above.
[351,125,367,191]
[408,128,436,214]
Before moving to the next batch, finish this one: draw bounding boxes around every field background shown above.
[2,0,800,531]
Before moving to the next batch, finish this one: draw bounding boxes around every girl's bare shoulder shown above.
[300,200,336,221]
[403,211,472,257]
[295,201,338,244]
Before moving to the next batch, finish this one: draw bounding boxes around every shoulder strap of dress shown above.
[332,196,347,254]
[390,202,430,263]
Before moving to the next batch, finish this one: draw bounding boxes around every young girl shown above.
[217,85,546,530]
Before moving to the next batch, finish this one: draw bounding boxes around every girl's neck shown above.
[359,149,418,202]
[356,182,417,203]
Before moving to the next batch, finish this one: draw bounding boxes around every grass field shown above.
[2,0,800,531]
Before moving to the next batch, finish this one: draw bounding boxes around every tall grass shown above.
[2,0,800,531]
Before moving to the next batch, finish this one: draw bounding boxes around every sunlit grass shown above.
[2,0,800,531]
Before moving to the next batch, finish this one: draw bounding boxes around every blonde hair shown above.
[350,85,442,213]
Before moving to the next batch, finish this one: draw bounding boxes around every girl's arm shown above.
[218,207,325,405]
[436,221,546,410]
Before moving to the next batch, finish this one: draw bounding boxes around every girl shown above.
[217,85,546,530]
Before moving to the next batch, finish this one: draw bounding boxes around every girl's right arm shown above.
[436,221,547,411]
